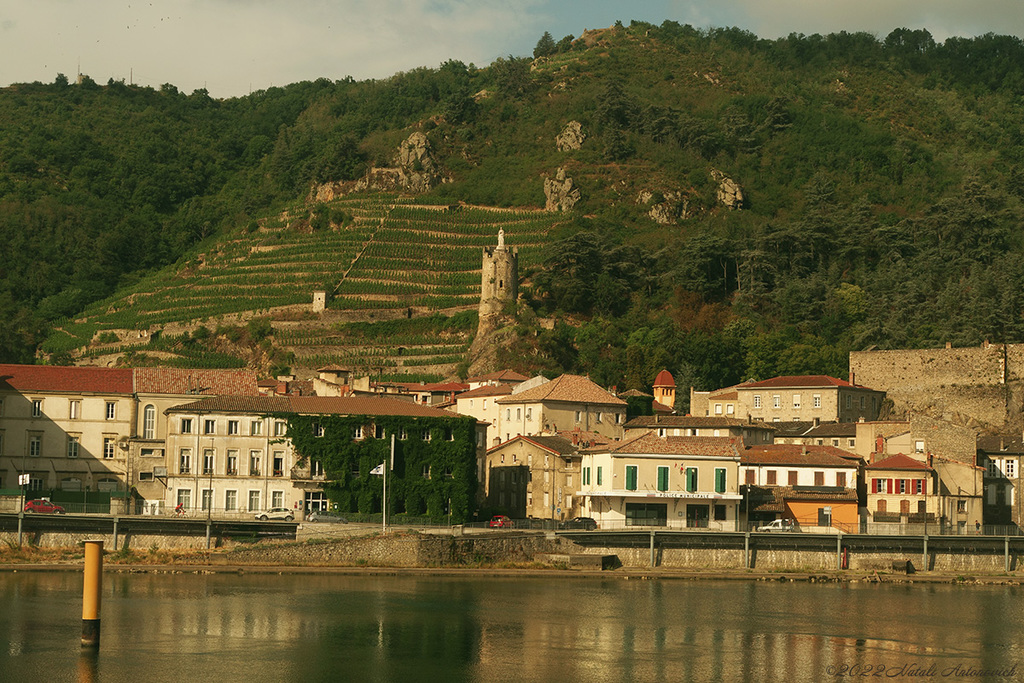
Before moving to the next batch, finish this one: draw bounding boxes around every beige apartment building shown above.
[691,375,884,423]
[495,374,627,444]
[484,434,592,520]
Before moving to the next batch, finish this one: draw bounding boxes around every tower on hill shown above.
[479,228,518,318]
[653,369,676,410]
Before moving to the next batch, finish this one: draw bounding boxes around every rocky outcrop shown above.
[309,131,448,201]
[556,121,585,152]
[636,190,692,224]
[544,168,581,212]
[710,169,744,210]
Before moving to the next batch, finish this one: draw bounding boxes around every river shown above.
[0,572,1020,682]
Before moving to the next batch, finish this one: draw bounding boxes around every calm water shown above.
[0,572,1020,682]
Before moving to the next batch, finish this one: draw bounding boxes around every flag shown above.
[370,463,385,476]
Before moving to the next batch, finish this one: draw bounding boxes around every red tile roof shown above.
[598,432,740,458]
[653,369,675,388]
[458,384,513,399]
[625,415,775,430]
[497,374,626,406]
[168,395,467,419]
[738,375,876,390]
[134,368,259,396]
[487,434,579,456]
[866,453,933,471]
[742,444,858,467]
[0,364,134,394]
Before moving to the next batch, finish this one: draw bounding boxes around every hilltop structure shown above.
[467,229,520,375]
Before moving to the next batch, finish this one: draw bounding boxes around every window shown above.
[248,491,261,512]
[714,403,722,415]
[203,449,215,475]
[625,465,638,491]
[767,470,777,485]
[140,447,163,458]
[274,421,287,437]
[103,437,116,459]
[482,399,487,410]
[31,399,42,418]
[788,471,798,485]
[228,420,239,435]
[772,395,780,409]
[311,460,324,477]
[422,429,431,441]
[860,396,865,409]
[29,433,42,457]
[506,409,511,420]
[353,425,363,439]
[813,394,821,409]
[400,428,408,440]
[201,489,213,512]
[67,435,80,458]
[422,464,430,479]
[848,439,855,448]
[249,451,261,476]
[584,467,591,486]
[105,402,116,420]
[1007,460,1017,478]
[272,491,284,508]
[374,424,385,439]
[596,412,602,423]
[715,468,726,494]
[597,467,603,486]
[204,419,216,435]
[312,423,324,437]
[616,413,622,424]
[226,450,238,475]
[516,408,521,420]
[714,504,727,521]
[273,452,284,477]
[915,440,925,454]
[726,404,734,415]
[69,400,81,420]
[957,500,967,513]
[526,408,532,420]
[180,418,193,434]
[143,405,156,439]
[177,489,191,510]
[845,395,851,409]
[814,471,824,486]
[250,421,262,436]
[793,394,801,410]
[753,395,762,409]
[657,466,669,491]
[179,449,192,474]
[745,469,755,484]
[575,411,582,422]
[832,439,839,447]
[836,472,847,488]
[685,467,698,493]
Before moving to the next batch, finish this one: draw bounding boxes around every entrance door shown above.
[305,491,327,512]
[686,504,710,528]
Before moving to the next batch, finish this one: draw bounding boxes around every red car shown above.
[488,515,513,528]
[24,499,65,514]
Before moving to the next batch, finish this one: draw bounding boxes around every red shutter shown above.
[887,479,893,494]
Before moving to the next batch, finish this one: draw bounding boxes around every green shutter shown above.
[686,467,697,492]
[715,468,726,494]
[657,466,669,492]
[597,467,603,486]
[626,465,637,491]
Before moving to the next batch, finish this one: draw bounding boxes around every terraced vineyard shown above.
[45,194,562,377]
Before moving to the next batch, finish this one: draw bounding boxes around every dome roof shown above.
[653,369,675,388]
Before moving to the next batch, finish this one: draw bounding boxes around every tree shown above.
[534,32,557,59]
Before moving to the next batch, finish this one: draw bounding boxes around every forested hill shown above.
[1,22,1024,397]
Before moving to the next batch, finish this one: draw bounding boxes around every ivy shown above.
[283,412,478,523]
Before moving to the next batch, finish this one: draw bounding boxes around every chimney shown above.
[875,435,884,454]
[813,417,820,427]
[849,371,855,385]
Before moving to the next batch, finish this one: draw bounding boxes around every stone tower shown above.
[479,228,518,318]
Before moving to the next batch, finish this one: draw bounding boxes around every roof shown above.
[316,365,353,373]
[556,429,613,447]
[595,432,740,458]
[134,368,259,396]
[488,434,578,456]
[738,375,877,390]
[618,389,652,398]
[977,434,1024,454]
[865,453,933,471]
[742,445,858,467]
[457,384,513,399]
[770,421,817,438]
[496,374,626,406]
[653,369,675,388]
[804,422,858,438]
[167,395,465,419]
[0,364,134,394]
[746,485,858,513]
[624,415,775,430]
[466,369,529,383]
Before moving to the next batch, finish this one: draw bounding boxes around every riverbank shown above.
[2,535,1023,585]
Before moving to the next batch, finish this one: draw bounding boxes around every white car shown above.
[757,519,795,532]
[255,507,294,521]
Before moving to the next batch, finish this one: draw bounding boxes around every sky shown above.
[2,1,1022,99]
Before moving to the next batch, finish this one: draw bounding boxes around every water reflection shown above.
[0,573,1020,682]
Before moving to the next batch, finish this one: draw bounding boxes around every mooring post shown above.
[649,530,656,568]
[17,511,23,547]
[922,534,929,572]
[81,540,103,649]
[206,519,212,550]
[111,516,118,551]
[1006,536,1011,573]
[836,532,843,570]
[744,531,750,569]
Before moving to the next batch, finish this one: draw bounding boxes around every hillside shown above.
[2,22,1024,394]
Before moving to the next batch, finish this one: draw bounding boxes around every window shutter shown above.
[887,479,893,494]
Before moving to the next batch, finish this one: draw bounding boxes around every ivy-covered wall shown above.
[284,413,479,523]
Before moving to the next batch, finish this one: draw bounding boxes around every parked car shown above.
[561,516,598,531]
[255,508,294,521]
[24,499,65,514]
[757,519,795,532]
[488,515,514,528]
[308,511,348,523]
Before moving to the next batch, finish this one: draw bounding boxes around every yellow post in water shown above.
[81,540,103,648]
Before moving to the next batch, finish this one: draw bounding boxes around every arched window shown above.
[143,404,156,439]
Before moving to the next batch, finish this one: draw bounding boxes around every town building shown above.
[578,433,742,529]
[623,415,774,446]
[740,444,860,532]
[691,375,885,423]
[494,374,627,444]
[976,434,1022,528]
[483,434,588,520]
